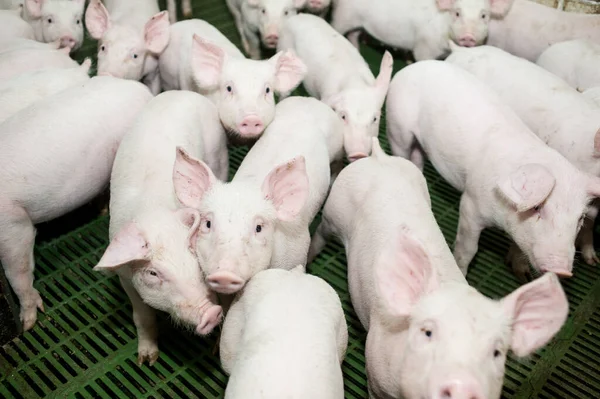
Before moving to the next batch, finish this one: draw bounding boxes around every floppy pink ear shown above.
[261,156,309,222]
[191,34,225,90]
[94,223,150,271]
[175,208,201,252]
[85,0,111,40]
[375,229,438,317]
[172,146,216,209]
[497,164,555,212]
[502,273,569,357]
[25,0,43,18]
[375,51,394,101]
[435,0,456,11]
[270,50,307,93]
[490,0,514,17]
[144,11,170,54]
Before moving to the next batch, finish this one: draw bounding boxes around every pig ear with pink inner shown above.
[375,229,439,318]
[270,51,307,93]
[191,35,225,90]
[173,146,217,209]
[174,208,201,252]
[25,0,42,18]
[502,273,569,357]
[94,223,151,271]
[435,0,456,11]
[85,0,111,40]
[144,11,171,54]
[497,163,555,212]
[375,51,394,101]
[490,0,515,17]
[261,156,310,222]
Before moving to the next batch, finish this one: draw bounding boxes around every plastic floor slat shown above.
[1,0,600,398]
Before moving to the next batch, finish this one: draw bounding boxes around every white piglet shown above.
[0,9,35,40]
[386,61,600,279]
[171,97,343,295]
[308,139,569,399]
[278,13,393,161]
[95,91,228,365]
[85,0,170,95]
[447,44,600,268]
[0,46,78,83]
[537,39,600,92]
[0,60,91,124]
[0,37,61,54]
[488,0,600,61]
[0,76,152,331]
[220,266,348,399]
[226,0,303,59]
[159,19,306,140]
[22,0,85,51]
[330,0,514,59]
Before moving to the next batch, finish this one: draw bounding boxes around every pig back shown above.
[326,154,465,329]
[0,76,152,223]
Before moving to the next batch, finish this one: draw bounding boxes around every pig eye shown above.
[265,86,271,94]
[76,19,81,25]
[47,17,53,24]
[100,45,106,52]
[149,270,158,277]
[421,327,433,338]
[261,8,266,14]
[493,349,502,358]
[481,12,488,20]
[226,85,233,93]
[206,220,211,229]
[256,224,263,233]
[372,116,377,123]
[454,10,460,18]
[132,53,139,59]
[284,10,289,16]
[533,205,541,212]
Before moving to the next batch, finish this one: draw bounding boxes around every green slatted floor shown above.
[1,0,600,398]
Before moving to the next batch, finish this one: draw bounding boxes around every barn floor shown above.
[1,0,600,398]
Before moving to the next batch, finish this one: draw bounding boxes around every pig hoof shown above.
[583,248,600,266]
[197,305,223,335]
[20,289,44,330]
[183,8,192,17]
[137,341,160,366]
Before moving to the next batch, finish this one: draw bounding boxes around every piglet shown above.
[0,8,34,40]
[0,60,91,124]
[0,46,78,83]
[536,39,600,92]
[22,0,85,51]
[95,91,228,365]
[85,0,170,95]
[159,19,305,141]
[172,96,343,294]
[0,76,152,331]
[446,43,600,268]
[386,60,600,280]
[330,0,514,59]
[488,0,600,61]
[308,138,569,399]
[0,37,60,53]
[220,265,348,398]
[226,0,303,59]
[278,13,393,161]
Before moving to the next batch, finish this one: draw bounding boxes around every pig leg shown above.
[505,243,533,283]
[578,205,599,265]
[330,2,360,48]
[346,31,361,49]
[120,277,160,365]
[409,143,426,171]
[386,116,418,166]
[453,193,485,276]
[226,0,248,53]
[0,203,43,330]
[243,27,262,60]
[307,216,335,263]
[143,69,162,96]
[182,0,192,18]
[166,0,177,24]
[219,298,245,375]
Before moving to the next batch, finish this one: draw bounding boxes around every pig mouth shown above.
[175,298,223,336]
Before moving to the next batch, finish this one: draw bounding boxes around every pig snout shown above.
[196,304,223,335]
[347,152,368,163]
[433,373,484,399]
[206,271,245,294]
[457,35,477,48]
[308,0,323,9]
[60,35,76,49]
[262,27,279,48]
[534,251,574,277]
[238,115,265,137]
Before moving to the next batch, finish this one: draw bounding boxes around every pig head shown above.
[246,0,305,48]
[23,0,85,51]
[367,231,568,399]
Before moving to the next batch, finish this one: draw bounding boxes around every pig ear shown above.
[173,146,216,209]
[435,0,456,11]
[247,0,259,6]
[375,229,439,317]
[174,208,201,253]
[261,156,309,222]
[502,273,569,357]
[375,51,394,101]
[191,34,224,90]
[80,58,92,74]
[94,223,151,271]
[323,93,342,109]
[25,0,42,18]
[85,0,111,40]
[270,50,307,93]
[497,164,555,212]
[144,11,170,54]
[490,0,514,17]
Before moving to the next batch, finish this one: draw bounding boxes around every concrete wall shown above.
[530,0,600,13]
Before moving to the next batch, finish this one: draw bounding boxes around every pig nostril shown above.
[442,389,452,398]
